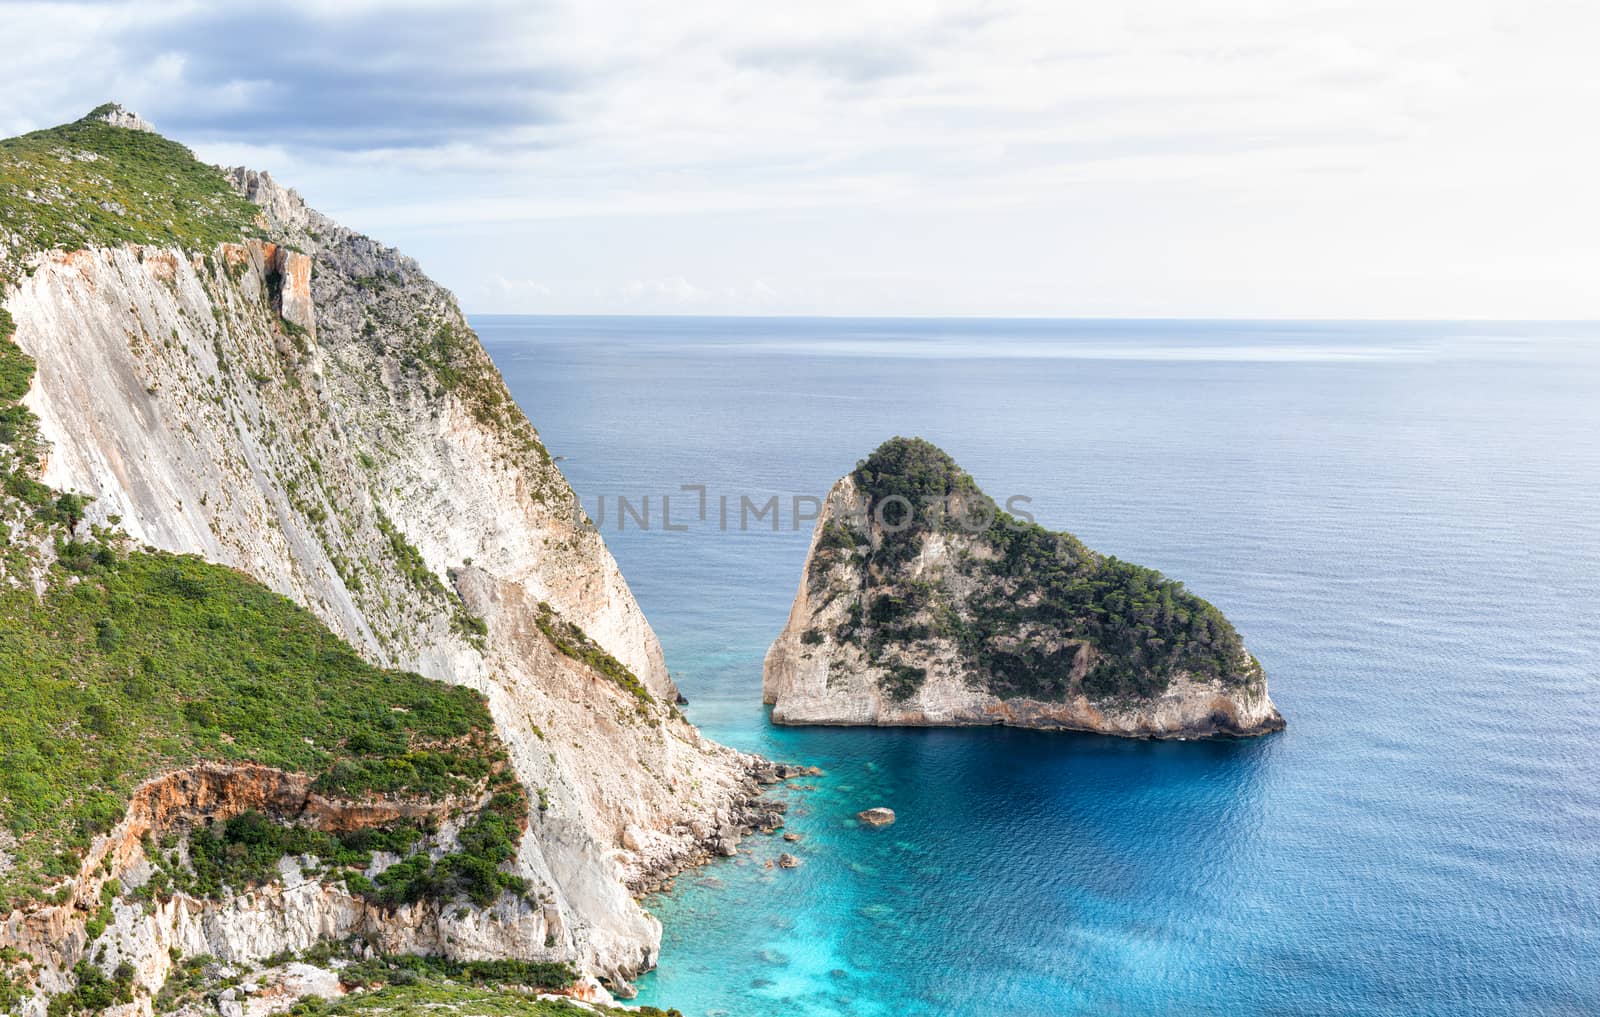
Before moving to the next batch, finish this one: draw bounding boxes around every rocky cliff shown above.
[0,106,776,1014]
[764,438,1284,738]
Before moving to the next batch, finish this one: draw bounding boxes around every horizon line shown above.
[462,311,1600,324]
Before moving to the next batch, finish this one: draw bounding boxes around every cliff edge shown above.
[764,437,1284,738]
[0,105,778,1012]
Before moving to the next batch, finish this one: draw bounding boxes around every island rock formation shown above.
[764,438,1284,739]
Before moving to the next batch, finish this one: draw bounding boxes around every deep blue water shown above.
[473,316,1600,1017]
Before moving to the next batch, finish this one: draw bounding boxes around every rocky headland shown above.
[0,104,782,1016]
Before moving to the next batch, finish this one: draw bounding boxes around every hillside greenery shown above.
[0,540,509,908]
[831,436,1257,702]
[0,306,52,541]
[143,940,688,1017]
[533,601,654,709]
[341,788,530,909]
[269,981,677,1017]
[0,105,260,277]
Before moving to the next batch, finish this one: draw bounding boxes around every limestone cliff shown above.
[0,107,777,1011]
[764,438,1284,738]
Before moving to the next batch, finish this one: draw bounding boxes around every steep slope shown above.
[764,437,1284,738]
[0,106,777,1010]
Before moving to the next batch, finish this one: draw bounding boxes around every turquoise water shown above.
[474,317,1600,1017]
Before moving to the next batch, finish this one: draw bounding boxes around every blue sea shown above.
[473,317,1600,1017]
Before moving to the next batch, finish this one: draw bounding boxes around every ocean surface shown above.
[472,316,1600,1017]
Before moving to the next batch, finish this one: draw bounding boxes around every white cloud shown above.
[2,0,1598,316]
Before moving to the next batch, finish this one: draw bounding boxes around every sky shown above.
[2,0,1597,318]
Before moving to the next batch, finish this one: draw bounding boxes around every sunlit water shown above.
[474,317,1600,1017]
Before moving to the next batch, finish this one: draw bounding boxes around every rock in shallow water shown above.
[857,807,896,826]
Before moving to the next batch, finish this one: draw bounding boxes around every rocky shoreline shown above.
[624,760,818,897]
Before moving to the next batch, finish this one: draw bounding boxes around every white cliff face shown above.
[91,105,157,134]
[764,475,1285,738]
[3,171,772,990]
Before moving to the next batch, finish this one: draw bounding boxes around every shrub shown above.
[533,602,654,708]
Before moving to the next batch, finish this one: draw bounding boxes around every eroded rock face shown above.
[92,104,156,134]
[0,762,556,1014]
[269,246,315,338]
[4,168,772,989]
[763,442,1285,739]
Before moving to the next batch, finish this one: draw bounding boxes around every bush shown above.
[533,602,654,708]
[45,961,133,1017]
[349,794,527,910]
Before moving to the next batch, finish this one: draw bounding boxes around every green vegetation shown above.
[150,949,595,1017]
[150,954,228,1013]
[44,961,134,1017]
[1,307,48,537]
[399,318,537,453]
[0,957,26,1014]
[0,539,506,907]
[533,602,654,709]
[146,944,602,1017]
[358,297,553,491]
[373,510,486,649]
[0,309,29,404]
[851,436,983,533]
[136,786,530,912]
[0,106,260,275]
[329,953,575,994]
[173,810,422,899]
[376,510,447,599]
[882,663,928,702]
[344,790,529,909]
[806,520,858,586]
[836,437,1257,703]
[279,982,678,1017]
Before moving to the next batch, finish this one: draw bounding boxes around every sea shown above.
[472,316,1600,1017]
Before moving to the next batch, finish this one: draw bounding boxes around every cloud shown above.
[486,275,553,298]
[734,38,926,83]
[2,0,1597,316]
[17,2,583,150]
